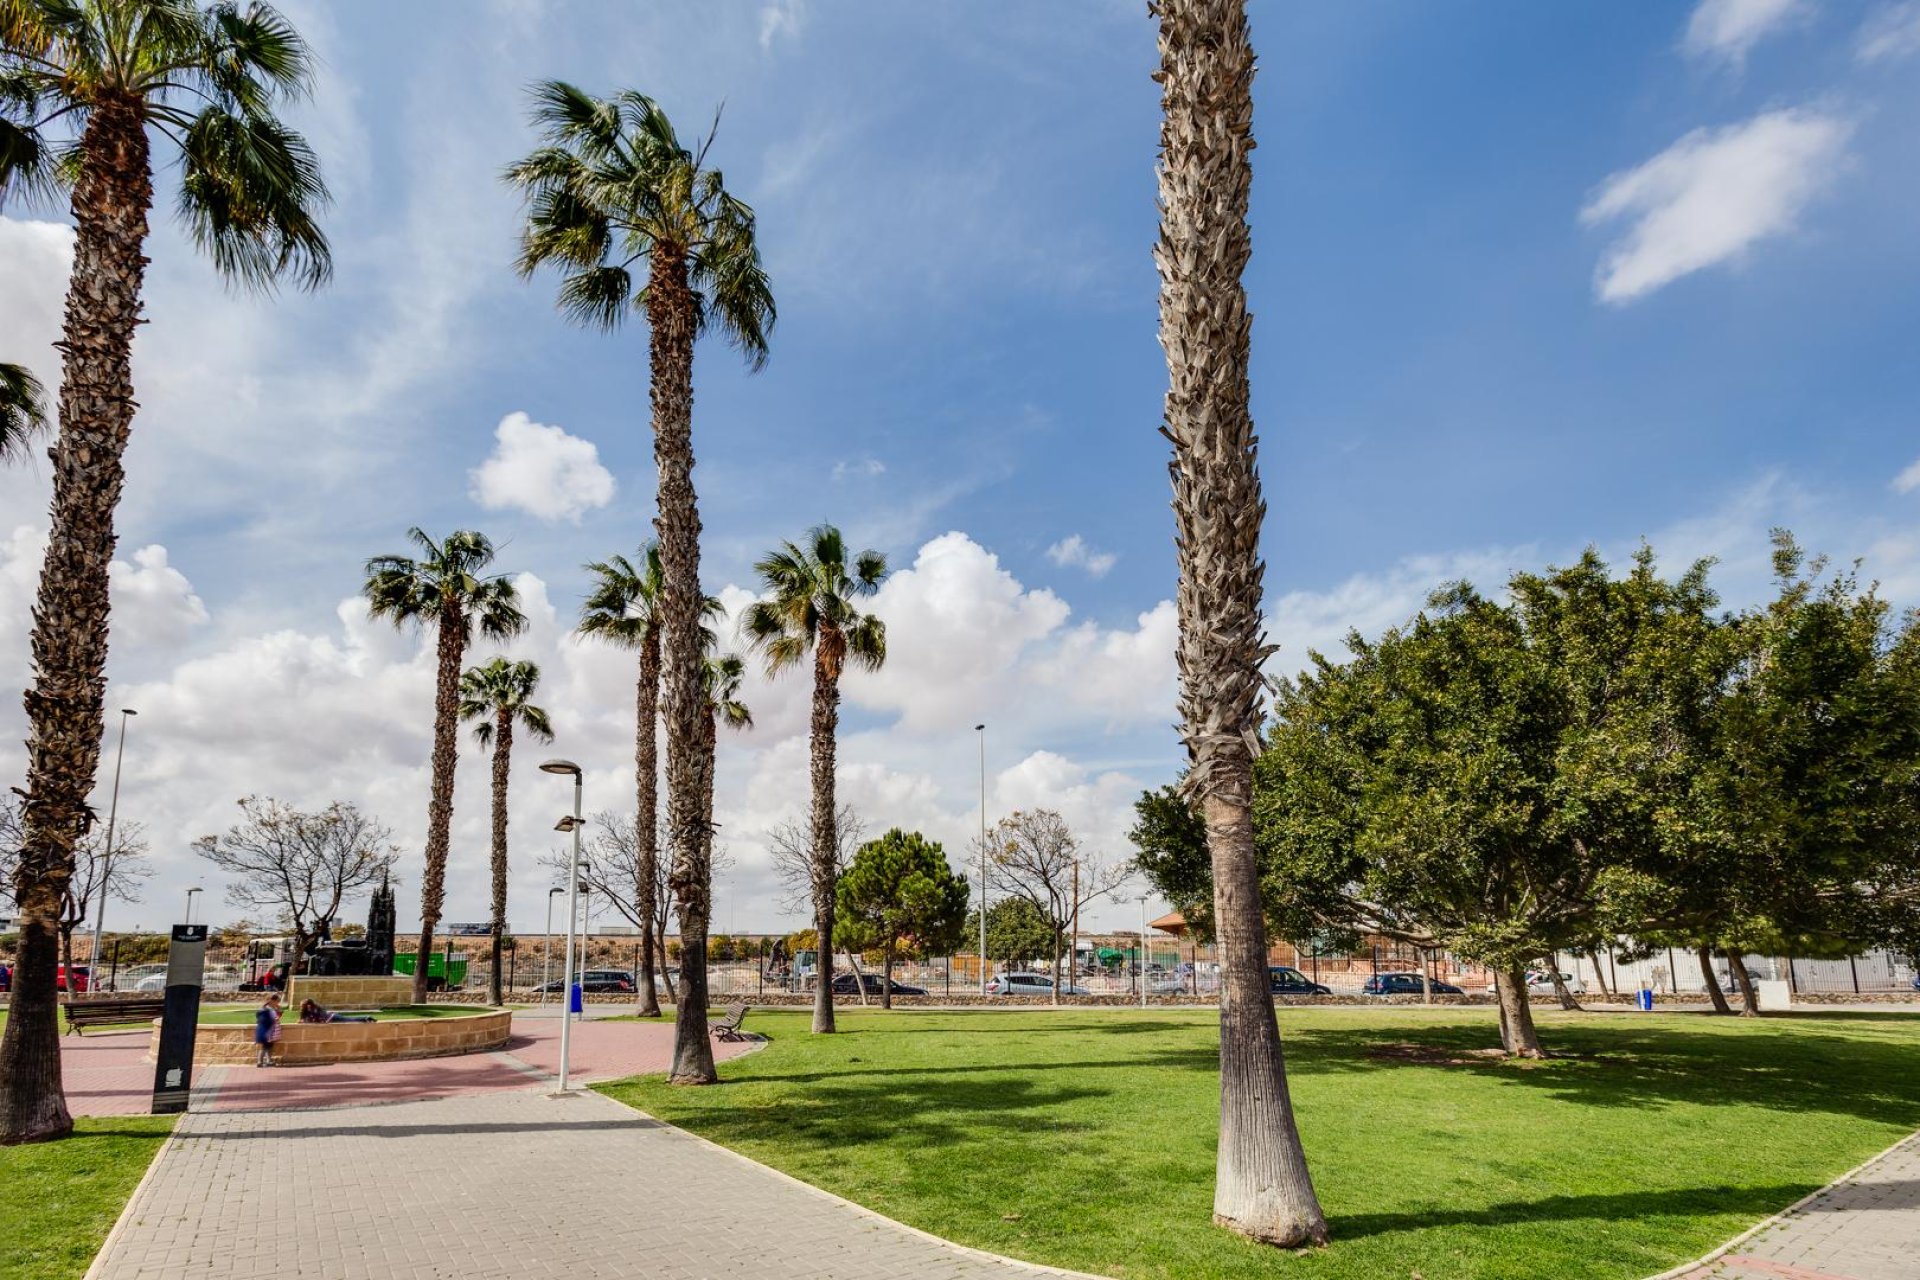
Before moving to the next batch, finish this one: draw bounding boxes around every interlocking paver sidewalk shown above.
[1667,1129,1920,1280]
[88,1087,1092,1279]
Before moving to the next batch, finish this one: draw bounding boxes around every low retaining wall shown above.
[286,976,415,1009]
[152,1009,512,1066]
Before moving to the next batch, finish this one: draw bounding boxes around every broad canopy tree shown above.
[1,0,331,1144]
[963,897,1056,974]
[835,828,969,1009]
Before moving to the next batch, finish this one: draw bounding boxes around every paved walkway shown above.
[1670,1130,1920,1280]
[88,1088,1082,1279]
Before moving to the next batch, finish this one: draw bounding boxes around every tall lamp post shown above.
[543,886,564,1002]
[541,758,585,1093]
[975,722,987,994]
[184,886,202,926]
[88,707,136,987]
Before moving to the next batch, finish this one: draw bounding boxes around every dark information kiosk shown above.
[151,923,209,1114]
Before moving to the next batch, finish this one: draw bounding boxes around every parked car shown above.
[1146,973,1186,994]
[135,971,170,993]
[1361,972,1464,996]
[986,972,1089,996]
[55,963,91,993]
[1482,971,1586,997]
[533,969,636,994]
[1269,966,1332,996]
[829,972,927,996]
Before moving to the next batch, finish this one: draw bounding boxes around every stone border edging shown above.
[80,1115,181,1280]
[1639,1126,1920,1280]
[595,1086,1109,1279]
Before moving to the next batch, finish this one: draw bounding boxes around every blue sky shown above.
[4,0,1919,936]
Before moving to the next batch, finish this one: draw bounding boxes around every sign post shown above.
[151,923,209,1114]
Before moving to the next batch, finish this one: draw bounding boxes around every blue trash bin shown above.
[569,983,583,1014]
[1637,988,1654,1011]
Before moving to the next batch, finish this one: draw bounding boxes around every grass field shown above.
[0,1115,173,1280]
[599,1006,1920,1280]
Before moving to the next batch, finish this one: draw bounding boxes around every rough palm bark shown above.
[487,711,514,1006]
[0,101,150,1145]
[1493,967,1545,1058]
[414,610,465,1004]
[809,631,845,1035]
[1698,945,1735,1015]
[652,249,715,1083]
[1153,0,1327,1244]
[635,629,663,1017]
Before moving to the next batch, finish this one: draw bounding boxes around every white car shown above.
[134,971,169,993]
[1484,971,1586,996]
[986,972,1090,997]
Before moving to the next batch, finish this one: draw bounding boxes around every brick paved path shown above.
[87,1088,1086,1279]
[1669,1130,1920,1280]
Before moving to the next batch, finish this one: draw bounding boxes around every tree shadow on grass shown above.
[1331,1182,1818,1241]
[1280,1019,1920,1129]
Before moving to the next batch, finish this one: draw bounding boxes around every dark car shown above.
[534,969,635,994]
[830,972,927,996]
[1269,966,1331,996]
[1362,972,1464,996]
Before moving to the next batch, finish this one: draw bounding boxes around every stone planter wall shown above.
[286,975,415,1009]
[152,1009,512,1066]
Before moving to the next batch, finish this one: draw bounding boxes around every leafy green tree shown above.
[459,658,553,1006]
[1129,784,1214,939]
[1,0,330,1143]
[509,82,772,1084]
[0,362,47,462]
[743,525,886,1035]
[364,529,525,1003]
[836,829,969,1009]
[963,897,1055,973]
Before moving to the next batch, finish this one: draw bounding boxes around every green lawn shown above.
[599,1006,1920,1280]
[198,1004,493,1023]
[0,1116,173,1280]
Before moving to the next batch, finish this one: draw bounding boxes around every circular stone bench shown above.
[148,1009,512,1066]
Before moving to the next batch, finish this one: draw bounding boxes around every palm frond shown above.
[176,103,331,292]
[0,360,48,462]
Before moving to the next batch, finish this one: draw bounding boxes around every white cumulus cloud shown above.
[1893,457,1920,494]
[468,411,616,524]
[1046,534,1117,578]
[1683,0,1807,66]
[1857,2,1920,62]
[1581,107,1852,305]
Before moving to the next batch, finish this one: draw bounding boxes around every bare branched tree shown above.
[1,792,22,907]
[193,797,400,974]
[58,820,151,983]
[767,805,866,918]
[984,809,1131,1003]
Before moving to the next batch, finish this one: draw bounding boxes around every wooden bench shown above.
[64,997,166,1036]
[710,1002,751,1042]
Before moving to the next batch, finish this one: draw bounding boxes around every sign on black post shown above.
[150,923,209,1115]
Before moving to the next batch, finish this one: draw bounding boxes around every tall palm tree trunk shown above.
[0,100,152,1145]
[413,612,464,1004]
[635,637,662,1017]
[1154,0,1328,1244]
[651,250,715,1084]
[487,713,513,1006]
[809,647,841,1034]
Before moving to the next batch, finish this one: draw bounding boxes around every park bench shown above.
[63,996,166,1036]
[711,1002,751,1042]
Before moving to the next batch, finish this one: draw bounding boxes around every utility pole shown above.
[975,723,987,994]
[88,708,136,987]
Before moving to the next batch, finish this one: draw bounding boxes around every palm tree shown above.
[1151,0,1327,1245]
[458,657,553,1007]
[508,82,773,1085]
[364,529,525,1004]
[742,525,886,1035]
[0,0,330,1144]
[680,651,752,1010]
[1,363,47,463]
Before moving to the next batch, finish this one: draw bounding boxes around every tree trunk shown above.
[1548,962,1582,1011]
[1155,0,1327,1245]
[413,609,465,1004]
[1419,952,1432,1005]
[809,642,843,1034]
[881,938,894,1011]
[487,713,512,1006]
[1,99,152,1144]
[650,250,714,1084]
[1051,926,1062,1007]
[1699,946,1734,1016]
[1729,952,1759,1017]
[1588,948,1615,999]
[1493,967,1545,1058]
[634,637,661,1017]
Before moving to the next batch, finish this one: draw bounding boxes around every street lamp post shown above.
[185,886,203,926]
[89,707,136,987]
[541,759,584,1094]
[975,723,987,994]
[543,886,564,1002]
